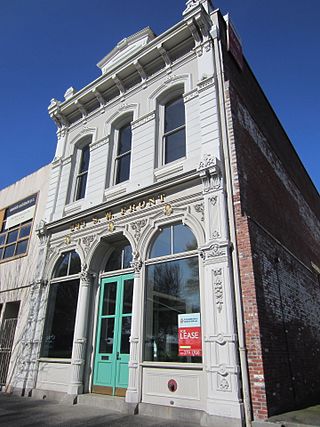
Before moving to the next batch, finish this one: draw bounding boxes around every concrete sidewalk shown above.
[0,393,200,427]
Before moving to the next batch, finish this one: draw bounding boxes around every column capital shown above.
[197,154,222,193]
[80,265,95,284]
[130,251,143,274]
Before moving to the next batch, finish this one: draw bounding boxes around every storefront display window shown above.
[41,250,81,358]
[144,223,201,363]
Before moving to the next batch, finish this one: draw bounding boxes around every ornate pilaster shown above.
[197,155,242,419]
[68,266,94,395]
[126,252,143,403]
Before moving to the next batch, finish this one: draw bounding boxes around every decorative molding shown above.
[89,136,108,151]
[131,111,156,130]
[197,154,221,193]
[82,235,95,255]
[130,251,143,273]
[131,219,147,241]
[194,203,204,221]
[217,376,231,392]
[214,277,223,313]
[199,243,226,260]
[80,265,94,283]
[197,76,215,92]
[183,89,198,103]
[164,203,173,216]
[36,220,48,245]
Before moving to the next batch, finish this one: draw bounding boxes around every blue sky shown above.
[0,0,319,192]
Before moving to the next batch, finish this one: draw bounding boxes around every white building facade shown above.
[8,2,251,426]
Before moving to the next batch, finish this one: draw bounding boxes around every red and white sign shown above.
[178,313,202,357]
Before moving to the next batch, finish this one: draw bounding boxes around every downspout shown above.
[210,22,252,427]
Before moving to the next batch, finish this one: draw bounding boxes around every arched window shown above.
[144,223,201,364]
[41,250,81,359]
[104,241,132,272]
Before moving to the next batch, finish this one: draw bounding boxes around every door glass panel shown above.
[122,279,133,314]
[102,282,117,316]
[99,317,115,353]
[120,316,131,354]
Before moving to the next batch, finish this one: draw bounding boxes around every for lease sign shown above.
[178,313,202,357]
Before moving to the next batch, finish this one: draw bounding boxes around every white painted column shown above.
[198,155,243,421]
[68,268,93,395]
[126,252,143,404]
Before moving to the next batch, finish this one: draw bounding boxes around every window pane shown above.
[149,226,171,258]
[116,153,131,184]
[15,239,28,255]
[144,258,201,363]
[0,248,3,259]
[0,233,6,246]
[80,145,90,173]
[118,124,132,155]
[165,97,185,132]
[99,318,115,353]
[102,282,117,316]
[19,223,32,239]
[3,244,15,259]
[41,279,80,358]
[105,248,122,272]
[69,250,81,275]
[7,229,18,244]
[54,252,69,277]
[122,279,133,314]
[75,172,88,200]
[123,244,132,269]
[173,224,197,253]
[120,316,131,354]
[165,128,186,164]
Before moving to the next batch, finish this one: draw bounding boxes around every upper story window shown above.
[104,240,132,272]
[163,96,186,164]
[0,194,37,263]
[75,144,90,201]
[115,122,132,184]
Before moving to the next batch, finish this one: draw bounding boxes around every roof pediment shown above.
[97,27,156,75]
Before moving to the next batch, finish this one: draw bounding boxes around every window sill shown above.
[38,358,72,364]
[104,184,127,201]
[154,160,185,182]
[64,200,82,215]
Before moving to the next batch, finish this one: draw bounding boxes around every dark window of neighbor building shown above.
[144,223,201,364]
[0,194,37,263]
[163,96,186,164]
[41,250,81,359]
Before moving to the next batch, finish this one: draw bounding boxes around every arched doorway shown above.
[92,237,134,397]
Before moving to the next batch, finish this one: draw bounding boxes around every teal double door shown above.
[93,273,134,396]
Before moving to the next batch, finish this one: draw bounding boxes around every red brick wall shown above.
[218,11,320,419]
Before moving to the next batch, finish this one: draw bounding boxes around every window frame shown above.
[74,143,90,201]
[143,222,202,367]
[157,87,186,168]
[114,122,133,185]
[0,194,37,264]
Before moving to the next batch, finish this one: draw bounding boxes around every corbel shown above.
[134,60,147,86]
[112,75,125,97]
[186,17,202,45]
[55,110,69,128]
[92,88,106,111]
[74,99,87,119]
[157,44,172,72]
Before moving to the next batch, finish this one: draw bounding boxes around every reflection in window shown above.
[163,96,186,164]
[115,123,132,184]
[144,258,201,363]
[144,222,201,363]
[150,223,197,258]
[41,279,80,358]
[41,250,81,359]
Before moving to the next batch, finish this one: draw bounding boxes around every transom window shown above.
[41,250,81,359]
[115,123,132,184]
[163,96,186,164]
[144,223,201,364]
[75,144,90,201]
[105,242,132,272]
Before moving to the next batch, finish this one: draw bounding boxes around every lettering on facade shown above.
[69,193,166,232]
